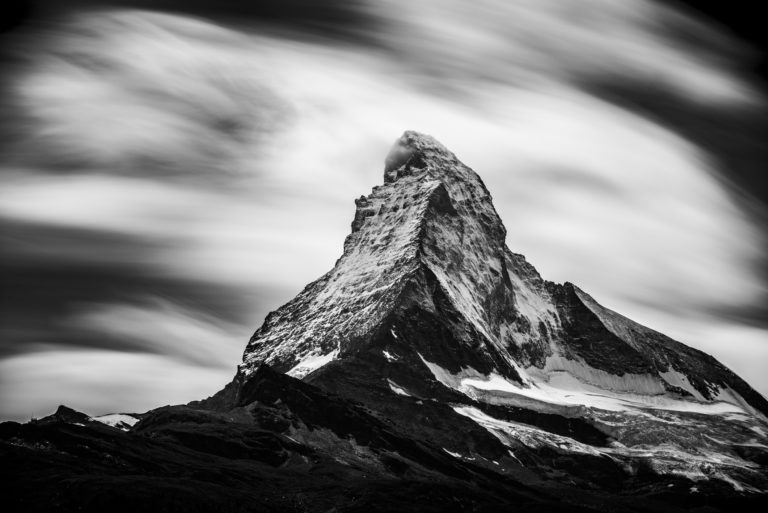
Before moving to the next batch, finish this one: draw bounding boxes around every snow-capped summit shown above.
[239,130,511,380]
[230,131,768,491]
[238,131,766,417]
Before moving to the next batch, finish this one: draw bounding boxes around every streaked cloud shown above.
[0,350,230,421]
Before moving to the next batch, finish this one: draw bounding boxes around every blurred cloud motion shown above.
[1,0,766,420]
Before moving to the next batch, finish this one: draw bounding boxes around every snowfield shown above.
[421,352,753,415]
[91,413,140,430]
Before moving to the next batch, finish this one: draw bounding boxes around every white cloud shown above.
[368,0,758,104]
[0,350,231,421]
[66,299,246,368]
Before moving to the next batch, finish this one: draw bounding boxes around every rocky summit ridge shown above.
[2,131,768,513]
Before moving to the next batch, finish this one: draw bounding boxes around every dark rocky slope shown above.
[3,366,766,513]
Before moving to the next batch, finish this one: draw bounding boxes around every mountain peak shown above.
[383,130,452,182]
[236,132,768,423]
[201,132,768,495]
[238,131,511,379]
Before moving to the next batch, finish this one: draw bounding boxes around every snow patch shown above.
[534,355,666,395]
[712,386,767,420]
[91,413,140,430]
[382,349,398,362]
[420,352,752,415]
[417,352,486,389]
[287,349,338,378]
[453,405,601,455]
[387,379,411,397]
[473,370,750,415]
[659,367,705,400]
[443,448,462,458]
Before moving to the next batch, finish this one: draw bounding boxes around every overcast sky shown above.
[0,0,766,420]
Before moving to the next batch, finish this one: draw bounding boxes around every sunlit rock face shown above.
[239,131,515,380]
[236,131,768,491]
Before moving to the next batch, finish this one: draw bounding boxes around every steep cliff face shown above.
[239,131,514,381]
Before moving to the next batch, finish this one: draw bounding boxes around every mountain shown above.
[2,131,767,512]
[225,131,768,487]
[237,131,767,416]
